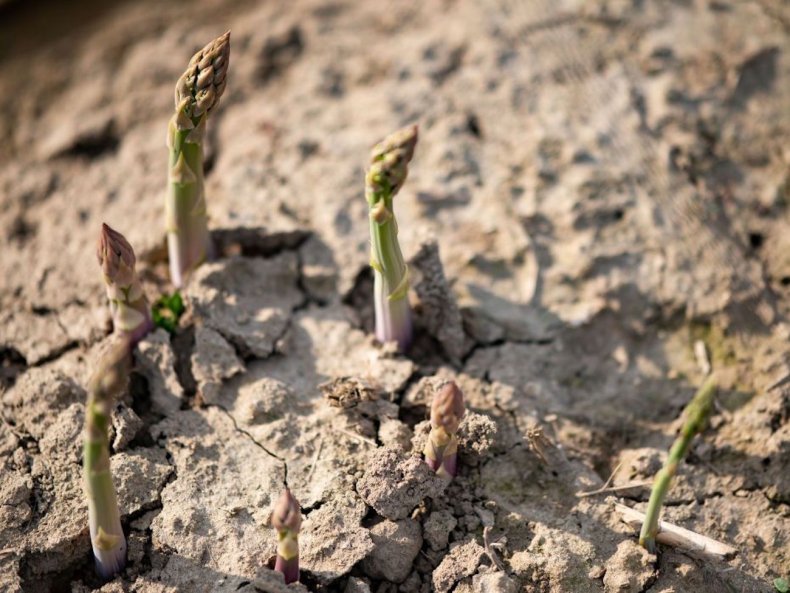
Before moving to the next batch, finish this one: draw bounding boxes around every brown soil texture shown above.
[1,1,789,592]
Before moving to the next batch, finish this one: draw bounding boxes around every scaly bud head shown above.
[425,381,465,480]
[272,488,300,584]
[430,381,465,435]
[166,33,227,287]
[96,224,151,343]
[272,488,301,534]
[366,124,418,205]
[97,223,136,289]
[175,31,230,119]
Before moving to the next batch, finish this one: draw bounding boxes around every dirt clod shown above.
[361,518,423,583]
[357,448,447,520]
[432,538,486,593]
[424,510,458,551]
[603,540,657,593]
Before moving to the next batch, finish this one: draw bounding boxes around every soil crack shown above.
[207,403,290,485]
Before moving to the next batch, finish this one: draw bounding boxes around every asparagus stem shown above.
[166,31,230,287]
[271,488,301,584]
[97,224,152,345]
[365,125,418,352]
[639,377,717,552]
[424,381,465,480]
[84,340,131,579]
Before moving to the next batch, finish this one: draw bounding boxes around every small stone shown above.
[362,518,423,583]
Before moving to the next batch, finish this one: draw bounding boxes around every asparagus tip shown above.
[272,488,301,584]
[97,222,136,279]
[425,381,465,480]
[366,124,419,203]
[272,488,301,533]
[431,381,465,434]
[176,31,231,117]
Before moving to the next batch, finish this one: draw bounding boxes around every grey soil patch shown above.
[1,0,789,592]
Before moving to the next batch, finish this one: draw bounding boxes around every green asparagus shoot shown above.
[272,488,301,584]
[365,124,418,352]
[97,223,152,345]
[424,381,465,480]
[84,339,131,578]
[152,291,185,333]
[166,31,230,287]
[639,376,717,552]
[775,578,789,593]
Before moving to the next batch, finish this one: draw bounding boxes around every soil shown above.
[1,0,789,592]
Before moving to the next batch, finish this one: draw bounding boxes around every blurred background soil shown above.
[0,1,789,592]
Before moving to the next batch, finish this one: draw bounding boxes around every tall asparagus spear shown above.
[84,340,131,578]
[271,488,302,584]
[639,377,717,552]
[97,223,152,345]
[424,381,465,480]
[166,31,230,287]
[365,125,418,352]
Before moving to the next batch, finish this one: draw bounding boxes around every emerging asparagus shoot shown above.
[166,31,230,287]
[365,124,418,352]
[424,381,465,480]
[272,488,301,584]
[97,223,152,345]
[639,377,717,552]
[84,340,131,579]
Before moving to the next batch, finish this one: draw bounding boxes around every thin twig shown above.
[577,480,652,498]
[694,340,711,376]
[483,526,506,571]
[615,503,738,560]
[337,428,377,446]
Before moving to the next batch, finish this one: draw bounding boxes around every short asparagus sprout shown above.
[365,124,418,352]
[84,340,131,579]
[639,377,717,552]
[166,31,230,287]
[271,488,301,584]
[97,223,152,345]
[424,381,465,480]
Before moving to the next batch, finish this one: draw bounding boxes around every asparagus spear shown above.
[271,488,301,584]
[84,340,131,578]
[424,381,465,480]
[365,124,418,352]
[97,223,152,345]
[639,377,717,552]
[166,31,230,287]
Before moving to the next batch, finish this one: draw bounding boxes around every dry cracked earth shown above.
[1,0,789,592]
